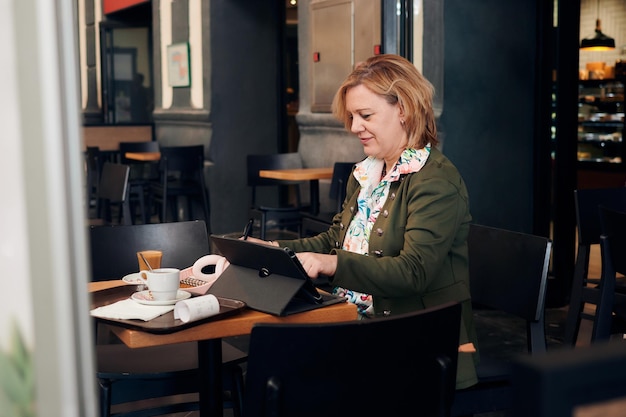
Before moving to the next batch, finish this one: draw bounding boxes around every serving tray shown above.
[90,285,246,334]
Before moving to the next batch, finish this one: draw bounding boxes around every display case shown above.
[577,79,625,167]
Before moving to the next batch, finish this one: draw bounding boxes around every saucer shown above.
[122,272,145,285]
[131,290,191,306]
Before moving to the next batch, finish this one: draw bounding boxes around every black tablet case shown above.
[209,235,346,316]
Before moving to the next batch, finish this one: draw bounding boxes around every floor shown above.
[109,236,605,417]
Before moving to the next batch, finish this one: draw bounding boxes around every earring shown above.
[400,119,405,126]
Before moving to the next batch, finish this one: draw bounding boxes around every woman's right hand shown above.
[296,252,338,278]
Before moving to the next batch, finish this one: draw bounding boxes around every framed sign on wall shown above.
[167,42,191,87]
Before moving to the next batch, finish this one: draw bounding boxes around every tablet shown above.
[210,235,323,304]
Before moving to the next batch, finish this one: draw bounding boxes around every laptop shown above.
[209,235,346,316]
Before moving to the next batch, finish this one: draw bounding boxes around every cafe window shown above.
[382,0,443,116]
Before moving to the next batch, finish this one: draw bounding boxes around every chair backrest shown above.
[563,189,626,345]
[85,146,102,209]
[160,145,205,174]
[468,224,552,353]
[329,161,355,213]
[575,187,626,246]
[247,153,303,206]
[592,206,626,341]
[599,205,626,277]
[243,302,462,417]
[88,220,210,281]
[512,340,626,417]
[246,153,303,188]
[86,146,102,186]
[98,162,130,203]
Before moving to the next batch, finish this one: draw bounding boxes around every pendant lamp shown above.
[580,0,615,51]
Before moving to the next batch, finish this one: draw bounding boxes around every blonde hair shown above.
[331,54,438,149]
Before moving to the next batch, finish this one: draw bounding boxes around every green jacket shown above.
[277,147,479,389]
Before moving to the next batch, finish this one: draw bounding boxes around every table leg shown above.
[310,179,320,215]
[198,339,223,417]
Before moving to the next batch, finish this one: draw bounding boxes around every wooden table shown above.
[89,280,356,416]
[258,167,333,215]
[124,152,215,168]
[125,151,161,161]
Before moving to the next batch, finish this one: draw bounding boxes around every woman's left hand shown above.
[296,252,337,279]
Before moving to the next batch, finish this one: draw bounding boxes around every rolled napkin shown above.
[179,254,229,295]
[90,299,174,321]
[174,294,221,323]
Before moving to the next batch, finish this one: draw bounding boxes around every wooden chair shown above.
[564,187,626,346]
[242,302,462,417]
[590,206,626,342]
[119,141,160,224]
[246,153,304,239]
[300,161,355,237]
[149,145,210,231]
[89,220,245,417]
[450,224,552,416]
[90,162,132,226]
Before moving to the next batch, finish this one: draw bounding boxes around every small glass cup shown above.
[137,250,163,271]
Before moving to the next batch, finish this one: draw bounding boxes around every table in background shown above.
[89,280,357,416]
[258,167,333,215]
[125,151,214,168]
[125,151,161,161]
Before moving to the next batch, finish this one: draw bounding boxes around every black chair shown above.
[149,145,210,231]
[590,206,626,342]
[90,162,132,226]
[512,340,626,417]
[247,153,304,240]
[89,220,245,417]
[242,301,462,417]
[119,141,160,224]
[89,220,211,281]
[450,224,552,416]
[85,146,103,214]
[564,187,626,346]
[300,161,355,237]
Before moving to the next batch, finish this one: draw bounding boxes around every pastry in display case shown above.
[577,79,624,165]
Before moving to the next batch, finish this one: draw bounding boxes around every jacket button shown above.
[335,241,340,248]
[373,250,383,257]
[383,210,389,218]
[340,223,345,230]
[350,206,355,213]
[383,310,391,316]
[376,228,384,236]
[390,193,396,200]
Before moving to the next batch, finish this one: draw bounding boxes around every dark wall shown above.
[209,0,283,234]
[440,0,547,233]
[440,0,569,304]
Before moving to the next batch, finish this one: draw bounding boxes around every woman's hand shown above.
[296,252,337,279]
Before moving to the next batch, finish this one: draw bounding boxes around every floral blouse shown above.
[332,146,431,317]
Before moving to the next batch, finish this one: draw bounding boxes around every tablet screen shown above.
[210,235,323,304]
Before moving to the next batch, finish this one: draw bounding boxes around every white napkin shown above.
[90,299,174,321]
[174,294,220,323]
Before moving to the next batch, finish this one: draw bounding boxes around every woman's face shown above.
[345,84,407,165]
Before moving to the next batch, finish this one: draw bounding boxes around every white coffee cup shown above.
[140,268,180,301]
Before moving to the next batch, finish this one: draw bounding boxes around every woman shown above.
[252,54,478,389]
